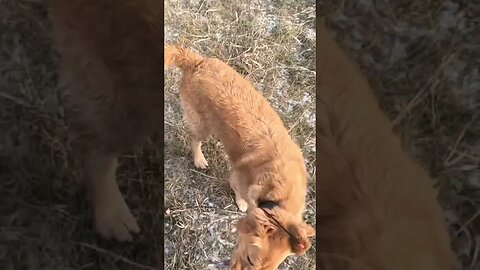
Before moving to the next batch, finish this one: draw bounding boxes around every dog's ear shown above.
[236,216,252,233]
[300,222,315,237]
[289,222,315,255]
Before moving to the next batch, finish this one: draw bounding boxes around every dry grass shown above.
[322,1,479,269]
[164,0,316,269]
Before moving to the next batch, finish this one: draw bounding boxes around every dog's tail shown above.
[164,45,203,71]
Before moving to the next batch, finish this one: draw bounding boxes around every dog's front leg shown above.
[83,152,140,241]
[228,170,249,212]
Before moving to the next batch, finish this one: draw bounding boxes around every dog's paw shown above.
[94,198,140,242]
[194,154,209,169]
[236,198,248,212]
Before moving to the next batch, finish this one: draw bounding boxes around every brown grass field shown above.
[164,0,316,269]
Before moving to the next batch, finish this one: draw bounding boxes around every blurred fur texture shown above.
[48,0,163,241]
[165,45,315,270]
[316,21,455,270]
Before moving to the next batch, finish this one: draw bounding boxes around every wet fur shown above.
[316,22,455,270]
[165,46,315,269]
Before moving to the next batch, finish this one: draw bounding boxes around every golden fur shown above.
[165,45,315,269]
[316,22,455,270]
[48,0,163,241]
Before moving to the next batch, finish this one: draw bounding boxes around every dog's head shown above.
[230,206,315,270]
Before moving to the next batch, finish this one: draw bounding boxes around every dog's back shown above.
[316,23,454,270]
[164,45,296,165]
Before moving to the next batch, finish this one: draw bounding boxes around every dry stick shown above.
[392,53,455,127]
[444,111,480,167]
[455,210,480,237]
[392,78,435,127]
[288,108,310,133]
[75,242,159,270]
[471,236,480,270]
[0,91,30,107]
[189,169,218,179]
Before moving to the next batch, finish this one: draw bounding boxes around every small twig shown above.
[392,53,455,126]
[75,242,159,270]
[195,0,206,13]
[288,109,310,133]
[392,81,433,127]
[189,169,217,179]
[192,38,210,45]
[470,236,480,270]
[444,111,480,167]
[284,65,316,74]
[455,210,480,236]
[0,92,30,107]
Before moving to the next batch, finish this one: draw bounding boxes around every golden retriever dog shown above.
[164,45,315,269]
[316,21,455,270]
[48,0,163,241]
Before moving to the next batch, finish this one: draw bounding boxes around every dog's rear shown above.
[164,45,203,71]
[317,23,454,270]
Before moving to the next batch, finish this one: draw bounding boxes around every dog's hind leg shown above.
[180,95,211,169]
